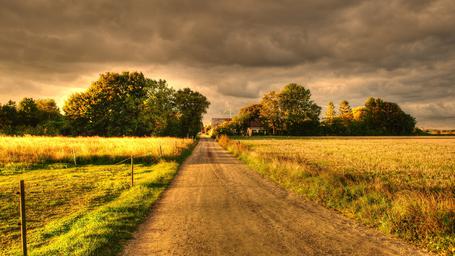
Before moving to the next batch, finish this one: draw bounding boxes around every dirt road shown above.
[122,139,428,256]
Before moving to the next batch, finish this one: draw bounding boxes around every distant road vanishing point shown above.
[121,139,428,256]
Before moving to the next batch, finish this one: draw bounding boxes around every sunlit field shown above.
[0,136,195,256]
[219,136,455,254]
[0,136,193,168]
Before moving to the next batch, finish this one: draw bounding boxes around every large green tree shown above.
[174,88,210,137]
[64,72,210,137]
[64,72,151,136]
[278,83,321,135]
[259,84,321,135]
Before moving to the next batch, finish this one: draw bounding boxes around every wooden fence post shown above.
[72,149,77,166]
[131,156,134,187]
[19,180,27,256]
[159,145,163,158]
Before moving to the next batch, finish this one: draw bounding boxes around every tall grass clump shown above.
[218,135,455,255]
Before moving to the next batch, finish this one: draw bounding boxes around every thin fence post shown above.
[159,145,163,158]
[18,180,27,256]
[131,156,134,187]
[72,149,77,166]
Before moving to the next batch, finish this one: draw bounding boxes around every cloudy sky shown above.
[0,0,454,128]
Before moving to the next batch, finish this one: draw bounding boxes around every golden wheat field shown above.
[219,136,455,254]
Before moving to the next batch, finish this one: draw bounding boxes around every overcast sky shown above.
[0,0,454,128]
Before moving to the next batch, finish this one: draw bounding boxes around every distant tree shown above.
[321,101,339,135]
[260,91,283,135]
[0,98,63,135]
[34,99,63,134]
[18,98,40,127]
[351,106,367,135]
[338,100,353,121]
[352,106,366,121]
[36,99,61,120]
[335,100,354,134]
[324,102,336,123]
[63,92,92,135]
[0,101,18,133]
[363,97,416,135]
[279,83,321,135]
[174,88,210,137]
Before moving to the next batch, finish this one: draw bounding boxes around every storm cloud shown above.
[0,0,454,128]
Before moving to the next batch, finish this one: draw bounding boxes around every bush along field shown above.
[0,136,196,256]
[218,135,455,255]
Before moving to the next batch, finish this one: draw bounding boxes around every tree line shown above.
[211,83,417,136]
[0,98,63,135]
[0,72,210,137]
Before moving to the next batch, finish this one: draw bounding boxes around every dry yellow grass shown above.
[220,136,455,255]
[0,136,193,166]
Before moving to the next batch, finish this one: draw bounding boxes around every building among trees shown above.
[246,120,266,136]
[211,83,418,137]
[1,76,420,137]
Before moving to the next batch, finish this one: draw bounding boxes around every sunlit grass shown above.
[0,136,195,255]
[219,136,455,255]
[0,136,193,168]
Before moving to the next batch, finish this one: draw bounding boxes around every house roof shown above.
[248,120,263,128]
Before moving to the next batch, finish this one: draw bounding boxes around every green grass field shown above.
[219,136,455,255]
[0,136,195,256]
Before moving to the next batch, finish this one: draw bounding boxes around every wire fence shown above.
[1,139,195,256]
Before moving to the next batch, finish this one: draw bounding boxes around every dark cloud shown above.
[0,0,454,128]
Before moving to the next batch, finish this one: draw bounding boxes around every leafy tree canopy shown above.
[64,72,210,137]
